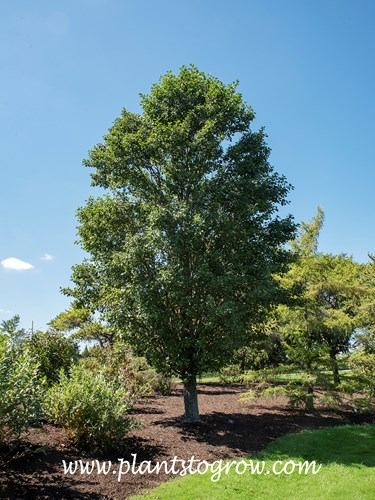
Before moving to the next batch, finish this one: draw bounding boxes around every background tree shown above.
[65,66,295,421]
[346,256,375,411]
[290,206,324,256]
[50,307,116,347]
[24,330,79,385]
[231,330,287,373]
[356,254,375,348]
[277,208,369,385]
[0,315,27,347]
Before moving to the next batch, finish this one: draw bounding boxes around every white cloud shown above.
[41,253,54,261]
[0,308,12,314]
[1,257,34,271]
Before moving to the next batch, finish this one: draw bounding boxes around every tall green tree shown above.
[290,206,324,256]
[277,209,369,385]
[65,66,295,421]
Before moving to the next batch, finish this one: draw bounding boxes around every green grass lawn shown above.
[175,375,222,384]
[131,424,375,499]
[197,374,221,383]
[193,369,353,385]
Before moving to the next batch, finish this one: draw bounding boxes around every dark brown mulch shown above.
[1,383,373,499]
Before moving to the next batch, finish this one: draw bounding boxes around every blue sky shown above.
[1,0,374,331]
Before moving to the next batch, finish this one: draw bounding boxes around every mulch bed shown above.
[1,383,373,499]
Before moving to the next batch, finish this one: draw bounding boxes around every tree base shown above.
[183,375,201,422]
[182,415,203,424]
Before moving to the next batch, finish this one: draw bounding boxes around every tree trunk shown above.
[239,350,246,374]
[330,351,340,385]
[305,384,315,410]
[183,375,201,422]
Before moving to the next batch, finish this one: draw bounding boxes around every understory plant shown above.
[240,366,346,411]
[240,360,374,412]
[0,335,46,444]
[81,340,175,400]
[44,362,137,452]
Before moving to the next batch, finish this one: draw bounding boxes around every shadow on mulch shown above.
[153,407,374,455]
[131,407,165,416]
[1,478,105,499]
[1,383,374,499]
[119,437,166,462]
[196,383,243,396]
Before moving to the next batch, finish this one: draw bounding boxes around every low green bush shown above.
[0,336,46,444]
[241,366,301,386]
[240,384,287,404]
[240,369,347,411]
[218,364,244,383]
[82,341,176,400]
[149,372,175,396]
[44,363,137,452]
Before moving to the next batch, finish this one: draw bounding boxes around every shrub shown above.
[44,363,136,451]
[219,364,244,383]
[0,336,46,444]
[24,330,79,385]
[241,366,299,386]
[148,371,176,396]
[240,368,345,411]
[82,341,175,400]
[240,384,287,404]
[286,376,317,410]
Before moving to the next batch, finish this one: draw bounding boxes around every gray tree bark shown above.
[183,375,201,422]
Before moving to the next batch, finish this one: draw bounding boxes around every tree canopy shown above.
[65,66,296,420]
